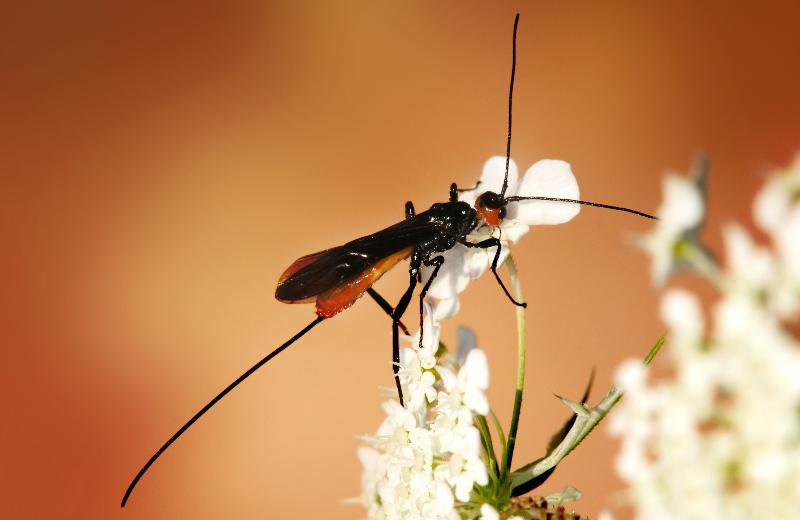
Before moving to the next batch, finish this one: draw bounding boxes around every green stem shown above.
[502,253,526,477]
[489,408,507,463]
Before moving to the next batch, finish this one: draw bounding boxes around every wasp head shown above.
[475,191,507,226]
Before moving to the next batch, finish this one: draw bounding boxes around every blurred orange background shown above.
[2,1,799,518]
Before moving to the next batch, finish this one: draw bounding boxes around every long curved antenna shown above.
[500,13,519,199]
[121,315,326,507]
[505,195,657,220]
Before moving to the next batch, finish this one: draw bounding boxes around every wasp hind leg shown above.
[367,288,409,335]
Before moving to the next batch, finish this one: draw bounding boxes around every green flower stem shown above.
[502,253,526,477]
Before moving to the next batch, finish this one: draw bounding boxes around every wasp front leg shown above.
[390,249,422,406]
[461,237,527,308]
[416,254,444,350]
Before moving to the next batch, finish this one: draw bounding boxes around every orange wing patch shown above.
[315,247,413,318]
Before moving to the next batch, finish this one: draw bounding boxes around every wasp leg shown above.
[461,237,527,308]
[455,180,481,192]
[417,255,445,350]
[405,201,416,220]
[390,251,422,406]
[366,288,409,335]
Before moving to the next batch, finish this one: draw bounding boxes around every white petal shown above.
[480,504,500,520]
[479,156,519,196]
[500,220,530,244]
[660,288,703,341]
[465,459,489,486]
[433,297,461,320]
[777,207,800,281]
[461,349,490,390]
[357,446,380,469]
[433,481,455,513]
[723,224,774,288]
[514,160,581,225]
[465,387,489,416]
[659,174,703,231]
[614,358,646,393]
[439,366,457,392]
[753,176,786,234]
[456,326,478,364]
[465,248,490,279]
[422,246,471,299]
[455,475,473,502]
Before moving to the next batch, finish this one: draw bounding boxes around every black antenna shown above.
[505,195,657,220]
[500,13,519,198]
[121,315,326,507]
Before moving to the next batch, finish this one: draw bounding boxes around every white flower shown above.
[439,349,490,416]
[660,288,705,362]
[479,503,500,520]
[399,347,437,412]
[723,224,775,294]
[641,167,706,285]
[398,302,441,412]
[776,208,800,279]
[611,157,800,519]
[752,157,800,317]
[422,156,580,304]
[357,309,494,518]
[753,153,800,236]
[435,448,489,502]
[613,358,647,394]
[356,446,382,510]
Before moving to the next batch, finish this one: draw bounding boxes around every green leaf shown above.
[510,370,595,496]
[510,334,666,495]
[544,484,583,504]
[643,332,666,366]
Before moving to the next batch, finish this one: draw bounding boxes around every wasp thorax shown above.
[475,191,507,226]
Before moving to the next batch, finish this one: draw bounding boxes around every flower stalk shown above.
[502,253,526,477]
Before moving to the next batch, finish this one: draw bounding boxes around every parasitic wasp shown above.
[121,13,656,507]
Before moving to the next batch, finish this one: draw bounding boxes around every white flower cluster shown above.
[357,303,490,519]
[610,156,800,519]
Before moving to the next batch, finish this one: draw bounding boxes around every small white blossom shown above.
[398,302,441,413]
[439,349,490,416]
[479,503,500,520]
[640,165,707,284]
[723,224,775,294]
[753,154,800,236]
